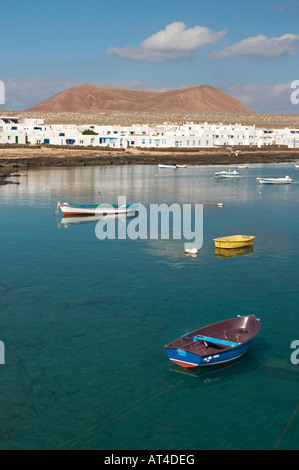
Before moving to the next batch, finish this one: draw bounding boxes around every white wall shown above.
[0,117,298,149]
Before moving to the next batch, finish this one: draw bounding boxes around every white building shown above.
[274,128,299,148]
[0,116,298,149]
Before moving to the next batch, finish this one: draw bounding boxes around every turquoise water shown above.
[0,163,299,450]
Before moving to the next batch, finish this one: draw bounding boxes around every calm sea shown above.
[0,163,298,450]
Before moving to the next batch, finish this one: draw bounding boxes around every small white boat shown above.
[57,202,140,217]
[158,164,177,169]
[237,165,248,169]
[295,162,299,169]
[215,169,239,179]
[256,176,293,185]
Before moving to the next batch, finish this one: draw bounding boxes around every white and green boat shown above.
[58,202,140,217]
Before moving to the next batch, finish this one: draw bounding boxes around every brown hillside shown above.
[28,84,255,114]
[148,85,254,113]
[29,84,160,112]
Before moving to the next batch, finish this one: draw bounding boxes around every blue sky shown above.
[1,0,299,112]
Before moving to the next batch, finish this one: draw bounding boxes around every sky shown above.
[1,0,299,113]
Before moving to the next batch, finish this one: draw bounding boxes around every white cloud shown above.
[142,22,226,51]
[210,34,299,59]
[107,22,227,63]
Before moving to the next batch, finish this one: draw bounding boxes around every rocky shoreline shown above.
[0,169,22,185]
[0,145,298,185]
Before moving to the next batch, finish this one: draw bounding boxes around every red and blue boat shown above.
[165,315,261,369]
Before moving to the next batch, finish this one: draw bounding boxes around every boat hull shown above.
[258,181,292,185]
[165,342,251,368]
[213,235,255,249]
[158,164,177,169]
[165,315,261,370]
[215,175,239,179]
[257,177,293,184]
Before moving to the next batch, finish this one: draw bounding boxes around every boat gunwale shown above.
[61,203,139,209]
[213,235,255,242]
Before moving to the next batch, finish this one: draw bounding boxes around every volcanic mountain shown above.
[28,84,255,114]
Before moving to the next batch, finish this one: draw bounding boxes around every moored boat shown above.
[215,169,239,178]
[295,162,299,169]
[165,315,261,369]
[256,176,293,184]
[57,202,140,217]
[213,234,255,249]
[158,164,178,169]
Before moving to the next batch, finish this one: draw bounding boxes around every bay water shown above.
[0,163,298,450]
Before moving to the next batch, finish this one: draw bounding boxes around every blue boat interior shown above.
[193,334,239,348]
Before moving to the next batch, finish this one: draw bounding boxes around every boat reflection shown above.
[214,246,254,258]
[57,213,136,229]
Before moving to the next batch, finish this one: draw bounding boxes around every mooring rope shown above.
[274,404,299,450]
[56,381,179,450]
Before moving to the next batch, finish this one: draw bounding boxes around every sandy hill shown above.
[28,84,255,114]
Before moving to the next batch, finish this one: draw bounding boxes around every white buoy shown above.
[185,248,198,256]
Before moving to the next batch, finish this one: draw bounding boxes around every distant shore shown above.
[1,109,299,129]
[1,109,298,186]
[0,144,298,185]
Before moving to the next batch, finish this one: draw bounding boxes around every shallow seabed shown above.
[0,163,298,450]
